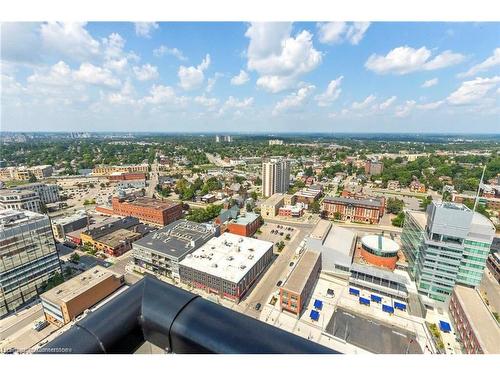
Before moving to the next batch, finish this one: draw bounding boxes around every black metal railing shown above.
[39,275,337,354]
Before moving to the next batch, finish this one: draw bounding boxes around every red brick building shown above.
[322,195,385,224]
[108,173,146,181]
[111,195,182,226]
[226,212,261,237]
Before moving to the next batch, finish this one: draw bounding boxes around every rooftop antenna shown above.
[473,165,486,212]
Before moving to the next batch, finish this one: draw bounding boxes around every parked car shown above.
[276,280,283,287]
[289,262,294,267]
[33,320,48,331]
[255,303,262,310]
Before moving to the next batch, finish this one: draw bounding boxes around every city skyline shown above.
[2,22,500,134]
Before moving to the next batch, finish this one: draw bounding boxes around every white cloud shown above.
[134,22,159,38]
[395,100,417,117]
[73,63,121,87]
[133,64,159,81]
[459,48,500,78]
[107,80,136,105]
[351,94,376,109]
[178,54,211,91]
[219,96,254,115]
[141,84,187,107]
[379,96,397,110]
[153,45,187,61]
[317,22,370,45]
[40,22,100,61]
[231,70,250,85]
[421,78,439,88]
[365,46,465,75]
[205,72,223,93]
[447,76,500,105]
[272,84,315,115]
[27,61,74,86]
[417,100,444,110]
[194,95,219,107]
[314,76,343,106]
[245,22,322,93]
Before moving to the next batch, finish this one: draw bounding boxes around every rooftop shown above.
[361,235,400,253]
[231,211,260,225]
[51,211,87,226]
[0,209,46,230]
[96,228,141,248]
[281,250,320,294]
[309,219,332,241]
[407,210,427,229]
[133,220,216,259]
[41,265,123,305]
[118,196,180,210]
[179,232,273,284]
[453,285,500,354]
[262,193,285,207]
[323,195,383,208]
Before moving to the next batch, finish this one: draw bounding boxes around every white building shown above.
[0,189,42,213]
[269,139,284,145]
[261,159,290,197]
[17,182,60,204]
[179,233,273,301]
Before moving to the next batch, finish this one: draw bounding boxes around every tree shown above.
[310,201,320,214]
[304,166,314,177]
[43,272,65,291]
[70,252,80,263]
[392,212,405,227]
[250,191,258,201]
[333,212,342,221]
[285,233,291,240]
[246,202,253,212]
[386,197,404,214]
[420,195,433,211]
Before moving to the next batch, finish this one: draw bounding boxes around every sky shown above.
[1,22,499,133]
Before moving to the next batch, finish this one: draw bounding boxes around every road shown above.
[237,226,311,319]
[0,304,43,340]
[479,270,500,314]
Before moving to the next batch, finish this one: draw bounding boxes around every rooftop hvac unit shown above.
[248,255,254,260]
[226,256,234,261]
[212,263,218,268]
[239,265,246,269]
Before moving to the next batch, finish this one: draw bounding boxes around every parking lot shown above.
[256,222,297,252]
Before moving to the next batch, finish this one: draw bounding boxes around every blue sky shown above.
[1,22,499,133]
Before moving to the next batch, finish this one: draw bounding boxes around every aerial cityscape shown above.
[1,19,499,357]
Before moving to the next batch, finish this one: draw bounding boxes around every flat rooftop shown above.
[453,285,500,354]
[96,228,141,248]
[309,219,332,241]
[281,250,320,294]
[231,212,260,225]
[322,226,357,257]
[326,307,422,354]
[51,211,87,226]
[0,209,46,230]
[323,195,383,208]
[262,193,284,207]
[407,210,427,229]
[179,232,273,284]
[121,196,180,210]
[133,220,216,259]
[41,266,123,305]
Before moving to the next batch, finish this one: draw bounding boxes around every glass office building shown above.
[401,201,495,305]
[0,209,61,317]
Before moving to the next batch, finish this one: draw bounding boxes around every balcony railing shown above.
[39,275,337,354]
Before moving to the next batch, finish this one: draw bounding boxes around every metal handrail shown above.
[40,275,337,354]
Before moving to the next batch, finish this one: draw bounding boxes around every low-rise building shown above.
[260,193,285,219]
[51,211,88,241]
[387,180,400,191]
[278,203,305,217]
[293,185,322,205]
[40,266,124,326]
[280,250,321,316]
[449,285,500,354]
[0,189,42,213]
[92,164,149,176]
[486,250,500,283]
[322,195,385,224]
[80,216,153,257]
[107,195,183,226]
[16,182,60,204]
[226,211,261,237]
[365,159,384,176]
[133,220,217,280]
[179,233,273,302]
[306,220,356,279]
